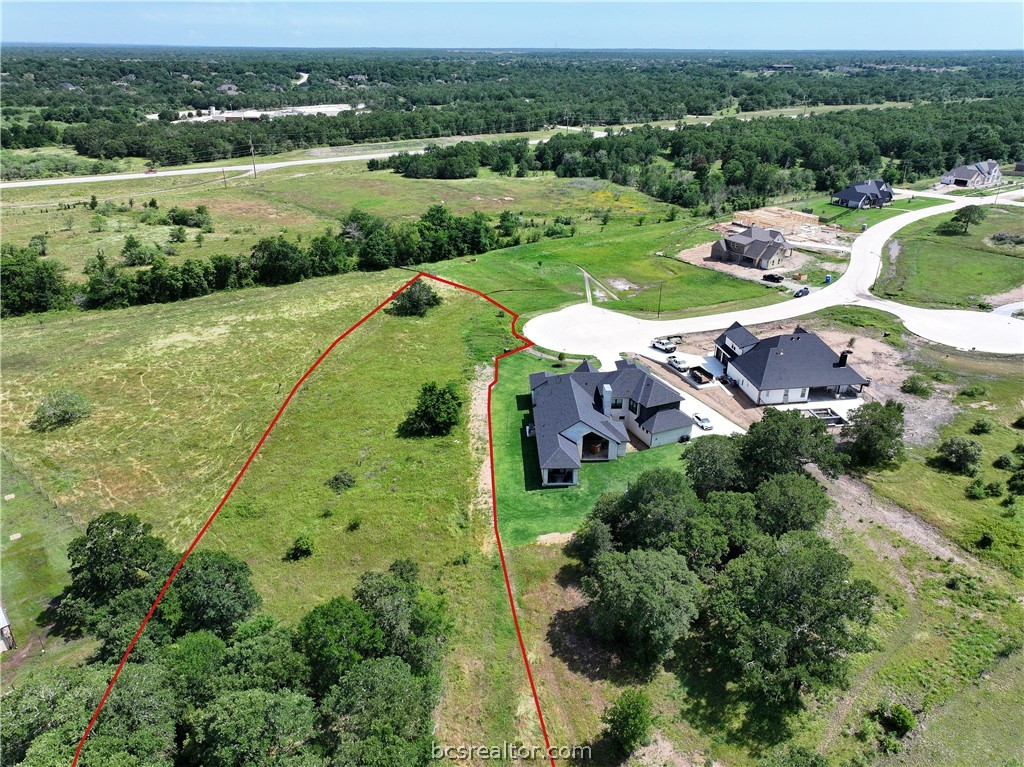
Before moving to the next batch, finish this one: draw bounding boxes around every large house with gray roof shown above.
[714,322,869,406]
[710,225,792,270]
[528,360,695,487]
[940,160,1002,188]
[830,179,894,209]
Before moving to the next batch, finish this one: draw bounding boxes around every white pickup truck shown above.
[652,338,677,353]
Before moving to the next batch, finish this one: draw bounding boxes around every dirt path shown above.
[467,363,496,554]
[813,468,979,567]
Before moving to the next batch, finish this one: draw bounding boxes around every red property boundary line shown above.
[71,273,557,767]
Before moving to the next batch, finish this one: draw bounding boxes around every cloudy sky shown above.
[3,1,1022,49]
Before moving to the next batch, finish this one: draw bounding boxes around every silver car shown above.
[692,413,713,431]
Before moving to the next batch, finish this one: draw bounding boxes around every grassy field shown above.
[491,352,690,546]
[0,272,543,746]
[882,650,1024,766]
[872,207,1024,309]
[868,349,1024,577]
[0,457,97,688]
[784,195,946,232]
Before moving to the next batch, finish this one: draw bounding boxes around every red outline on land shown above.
[70,273,557,767]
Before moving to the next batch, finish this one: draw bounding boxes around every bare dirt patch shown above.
[629,735,718,767]
[985,283,1024,307]
[536,531,573,546]
[468,363,496,554]
[673,241,844,287]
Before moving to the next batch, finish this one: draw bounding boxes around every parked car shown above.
[652,338,677,353]
[667,355,689,372]
[761,273,784,283]
[692,413,713,431]
[145,168,158,174]
[793,288,810,298]
[717,374,736,386]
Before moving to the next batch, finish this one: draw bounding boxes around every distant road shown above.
[0,128,609,191]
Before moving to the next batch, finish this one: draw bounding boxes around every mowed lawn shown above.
[491,352,688,546]
[784,195,946,231]
[872,207,1024,309]
[0,457,98,688]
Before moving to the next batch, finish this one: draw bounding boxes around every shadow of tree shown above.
[570,731,626,767]
[666,638,795,753]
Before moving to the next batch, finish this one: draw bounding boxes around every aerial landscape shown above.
[1,2,1023,766]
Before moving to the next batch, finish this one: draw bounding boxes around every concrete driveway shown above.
[524,192,1024,368]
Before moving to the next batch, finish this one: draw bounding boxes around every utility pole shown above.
[249,136,258,178]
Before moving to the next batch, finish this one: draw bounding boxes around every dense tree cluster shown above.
[535,98,1024,211]
[5,512,448,767]
[569,409,876,708]
[368,137,534,179]
[4,47,1019,164]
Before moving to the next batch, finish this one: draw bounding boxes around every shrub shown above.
[1007,470,1024,495]
[937,436,983,475]
[287,534,315,560]
[966,479,988,500]
[29,389,93,432]
[985,481,1004,498]
[602,689,653,755]
[347,516,362,532]
[387,281,442,317]
[900,374,933,397]
[876,700,917,738]
[959,384,989,399]
[930,370,955,383]
[168,226,188,243]
[970,417,995,434]
[398,381,463,437]
[992,231,1024,245]
[326,469,355,493]
[994,453,1017,470]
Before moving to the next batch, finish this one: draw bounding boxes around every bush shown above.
[966,478,988,500]
[29,389,93,432]
[959,384,989,399]
[900,374,933,397]
[347,516,362,531]
[1007,470,1024,495]
[876,700,917,738]
[602,689,653,755]
[326,469,355,493]
[287,534,315,560]
[992,231,1024,245]
[970,417,995,435]
[386,280,442,317]
[398,381,463,437]
[994,453,1017,470]
[985,480,1004,498]
[938,436,983,475]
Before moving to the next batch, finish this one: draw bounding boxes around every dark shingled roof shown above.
[729,328,869,391]
[714,321,760,357]
[530,360,686,469]
[640,408,696,433]
[713,225,790,265]
[832,179,893,205]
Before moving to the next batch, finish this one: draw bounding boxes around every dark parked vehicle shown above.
[793,288,810,298]
[762,273,784,283]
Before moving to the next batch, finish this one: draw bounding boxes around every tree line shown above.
[4,47,1021,163]
[0,204,505,317]
[3,512,448,767]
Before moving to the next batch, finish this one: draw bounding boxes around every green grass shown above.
[0,456,96,689]
[784,195,946,232]
[0,273,531,746]
[868,350,1024,578]
[492,352,689,546]
[810,305,909,348]
[882,650,1024,766]
[872,207,1024,309]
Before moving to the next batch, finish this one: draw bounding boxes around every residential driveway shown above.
[524,194,1024,369]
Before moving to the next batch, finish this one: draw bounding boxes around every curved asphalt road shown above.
[524,190,1024,368]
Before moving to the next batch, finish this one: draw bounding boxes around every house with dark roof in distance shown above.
[710,225,792,270]
[940,160,1002,188]
[829,179,894,209]
[528,360,695,487]
[713,322,869,406]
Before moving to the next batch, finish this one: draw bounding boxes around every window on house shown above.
[800,388,808,398]
[628,400,638,414]
[611,398,623,409]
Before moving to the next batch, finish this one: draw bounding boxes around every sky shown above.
[2,1,1022,50]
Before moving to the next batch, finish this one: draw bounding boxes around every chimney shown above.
[839,350,851,368]
[601,384,613,416]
